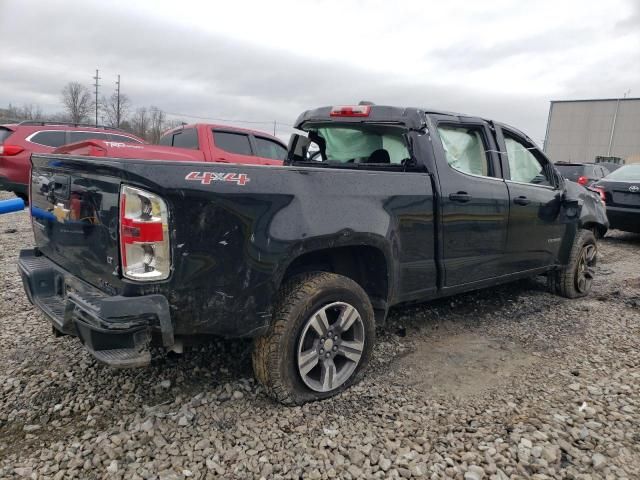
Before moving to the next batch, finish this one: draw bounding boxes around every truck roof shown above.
[294,105,536,146]
[161,122,285,145]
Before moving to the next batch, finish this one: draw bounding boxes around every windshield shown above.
[306,125,410,165]
[604,164,640,181]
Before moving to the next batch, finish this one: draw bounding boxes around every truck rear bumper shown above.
[18,249,174,368]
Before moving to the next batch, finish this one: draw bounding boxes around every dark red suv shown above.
[0,121,144,200]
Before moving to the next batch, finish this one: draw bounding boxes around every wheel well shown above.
[282,246,389,318]
[582,222,606,239]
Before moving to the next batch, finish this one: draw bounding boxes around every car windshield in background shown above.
[604,164,640,181]
[555,165,584,181]
[308,125,410,165]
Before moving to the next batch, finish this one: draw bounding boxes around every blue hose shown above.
[0,197,25,214]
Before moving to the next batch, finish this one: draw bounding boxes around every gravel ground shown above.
[0,192,639,479]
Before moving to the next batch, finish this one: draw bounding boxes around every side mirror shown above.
[555,170,566,190]
[286,133,312,164]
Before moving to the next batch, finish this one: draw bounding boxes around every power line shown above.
[163,109,295,128]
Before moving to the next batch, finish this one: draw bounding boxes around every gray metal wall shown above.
[544,98,640,164]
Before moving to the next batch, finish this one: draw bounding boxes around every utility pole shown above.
[607,89,631,157]
[273,120,276,136]
[93,69,101,127]
[116,74,121,128]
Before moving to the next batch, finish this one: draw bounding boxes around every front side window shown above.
[504,134,552,187]
[437,125,491,177]
[254,136,287,160]
[307,125,410,165]
[213,131,252,155]
[29,131,67,147]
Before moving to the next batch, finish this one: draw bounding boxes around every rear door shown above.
[496,127,566,271]
[431,116,511,286]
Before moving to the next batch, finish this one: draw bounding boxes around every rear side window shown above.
[0,127,13,143]
[213,131,252,155]
[68,131,109,143]
[110,134,143,144]
[171,129,199,149]
[437,125,492,177]
[28,131,67,147]
[158,134,172,146]
[254,136,287,160]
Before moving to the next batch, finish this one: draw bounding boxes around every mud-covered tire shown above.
[252,272,375,405]
[548,229,597,298]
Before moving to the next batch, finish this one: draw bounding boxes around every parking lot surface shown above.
[1,194,638,479]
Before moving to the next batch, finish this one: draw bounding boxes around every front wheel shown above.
[548,229,597,298]
[252,272,375,405]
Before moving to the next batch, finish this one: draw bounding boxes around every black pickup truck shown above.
[19,104,608,404]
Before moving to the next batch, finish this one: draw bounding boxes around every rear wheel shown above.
[548,229,597,298]
[252,272,375,405]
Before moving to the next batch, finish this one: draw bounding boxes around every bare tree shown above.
[148,106,166,143]
[101,91,131,128]
[130,107,149,140]
[61,82,94,123]
[1,103,44,122]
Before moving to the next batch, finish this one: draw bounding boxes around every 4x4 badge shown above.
[185,171,250,186]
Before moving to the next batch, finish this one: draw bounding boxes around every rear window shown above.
[555,165,585,181]
[254,136,287,160]
[109,134,143,144]
[68,131,109,143]
[0,127,13,143]
[605,165,640,181]
[307,125,410,165]
[28,131,67,147]
[213,131,252,155]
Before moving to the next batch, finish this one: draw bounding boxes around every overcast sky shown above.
[1,0,638,143]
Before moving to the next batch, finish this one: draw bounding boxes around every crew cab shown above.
[18,104,608,404]
[55,123,287,166]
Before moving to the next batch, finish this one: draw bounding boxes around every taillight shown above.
[0,145,24,156]
[577,176,588,186]
[119,185,170,281]
[330,105,371,117]
[592,187,606,205]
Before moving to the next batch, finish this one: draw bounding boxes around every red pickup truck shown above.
[55,123,287,165]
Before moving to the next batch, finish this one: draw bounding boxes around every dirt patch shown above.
[388,332,537,398]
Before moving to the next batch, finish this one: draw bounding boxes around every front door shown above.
[497,127,566,271]
[431,118,511,287]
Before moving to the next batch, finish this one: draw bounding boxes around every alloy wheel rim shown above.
[297,301,365,393]
[576,243,597,293]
